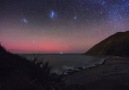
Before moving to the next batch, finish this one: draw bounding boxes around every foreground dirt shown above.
[64,57,129,90]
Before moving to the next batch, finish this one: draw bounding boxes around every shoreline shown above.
[62,57,109,75]
[64,56,129,90]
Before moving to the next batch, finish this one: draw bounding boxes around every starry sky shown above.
[0,0,129,54]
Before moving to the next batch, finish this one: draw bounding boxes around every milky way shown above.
[0,0,129,53]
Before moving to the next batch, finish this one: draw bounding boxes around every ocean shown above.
[20,54,106,74]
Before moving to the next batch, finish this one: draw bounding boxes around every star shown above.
[74,16,77,20]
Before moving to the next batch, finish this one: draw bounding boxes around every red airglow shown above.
[3,41,76,53]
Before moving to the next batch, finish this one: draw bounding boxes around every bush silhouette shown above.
[29,56,65,90]
[0,45,65,90]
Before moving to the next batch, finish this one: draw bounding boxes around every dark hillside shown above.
[86,31,129,56]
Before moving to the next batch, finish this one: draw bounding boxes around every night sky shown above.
[0,0,129,53]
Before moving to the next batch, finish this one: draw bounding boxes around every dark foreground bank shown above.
[0,45,64,90]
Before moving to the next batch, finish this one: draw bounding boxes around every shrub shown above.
[29,56,65,90]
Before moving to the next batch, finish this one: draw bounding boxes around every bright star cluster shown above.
[49,10,57,20]
[0,0,129,53]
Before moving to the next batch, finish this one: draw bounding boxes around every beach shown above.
[64,57,129,90]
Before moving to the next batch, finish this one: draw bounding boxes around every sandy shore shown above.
[64,57,129,90]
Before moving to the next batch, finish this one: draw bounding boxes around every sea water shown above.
[20,54,106,74]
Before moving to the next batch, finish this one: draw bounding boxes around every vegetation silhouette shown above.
[0,44,65,90]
